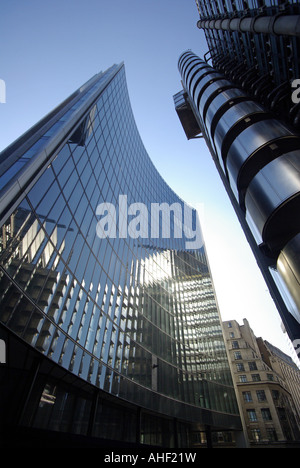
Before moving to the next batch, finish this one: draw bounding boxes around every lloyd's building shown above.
[0,63,242,447]
[174,0,300,356]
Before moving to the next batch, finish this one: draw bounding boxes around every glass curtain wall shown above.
[0,63,240,442]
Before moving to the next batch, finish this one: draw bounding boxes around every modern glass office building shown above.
[0,62,242,447]
[174,0,300,356]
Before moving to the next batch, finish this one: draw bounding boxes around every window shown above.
[248,361,257,371]
[267,373,274,381]
[256,390,266,402]
[234,351,242,360]
[251,428,261,442]
[251,374,261,382]
[232,341,239,349]
[247,409,257,421]
[239,375,247,382]
[229,332,234,338]
[236,363,245,372]
[242,391,252,402]
[266,428,277,442]
[272,390,279,400]
[261,408,272,421]
[278,408,287,421]
[228,322,232,328]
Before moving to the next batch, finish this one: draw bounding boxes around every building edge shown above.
[174,49,300,357]
[0,62,243,448]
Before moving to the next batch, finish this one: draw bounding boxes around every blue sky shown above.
[0,0,297,360]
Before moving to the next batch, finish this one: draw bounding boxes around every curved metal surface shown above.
[277,233,300,319]
[183,58,206,85]
[213,101,265,161]
[226,119,293,194]
[199,79,234,118]
[180,55,205,79]
[187,66,216,92]
[178,52,195,73]
[197,14,300,38]
[205,88,247,137]
[190,64,213,97]
[193,72,224,110]
[245,150,300,251]
[205,86,245,118]
[190,68,214,100]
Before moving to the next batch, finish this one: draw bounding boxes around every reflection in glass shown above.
[0,64,239,429]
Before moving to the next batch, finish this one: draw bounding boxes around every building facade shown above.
[223,319,300,447]
[0,63,242,447]
[174,0,300,355]
[257,338,300,420]
[195,0,300,132]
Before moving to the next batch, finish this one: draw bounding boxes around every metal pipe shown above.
[197,14,300,37]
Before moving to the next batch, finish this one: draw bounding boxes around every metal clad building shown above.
[175,0,300,357]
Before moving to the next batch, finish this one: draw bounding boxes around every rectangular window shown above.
[242,391,252,402]
[278,408,287,420]
[247,409,257,421]
[239,375,247,382]
[256,390,266,402]
[261,408,272,421]
[234,351,242,360]
[232,341,239,349]
[251,428,261,442]
[251,374,261,382]
[236,363,245,372]
[266,428,277,442]
[248,361,257,371]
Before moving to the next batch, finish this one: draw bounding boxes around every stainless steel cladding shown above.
[278,234,300,319]
[204,86,246,137]
[245,151,300,252]
[178,50,300,325]
[226,120,295,202]
[213,100,266,175]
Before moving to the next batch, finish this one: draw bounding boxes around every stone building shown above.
[223,318,300,447]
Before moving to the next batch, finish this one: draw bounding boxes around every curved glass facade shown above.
[0,63,241,447]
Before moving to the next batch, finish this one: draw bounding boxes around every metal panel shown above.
[214,100,265,162]
[183,58,206,86]
[181,56,207,82]
[189,63,211,92]
[189,68,217,99]
[245,150,300,251]
[226,119,293,195]
[199,79,233,118]
[178,51,195,72]
[205,87,246,136]
[277,233,300,321]
[193,72,223,110]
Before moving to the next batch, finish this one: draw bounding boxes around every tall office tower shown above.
[174,0,300,356]
[195,0,300,131]
[0,63,242,448]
